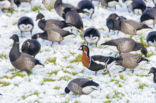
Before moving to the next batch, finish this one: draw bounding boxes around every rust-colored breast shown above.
[82,52,90,68]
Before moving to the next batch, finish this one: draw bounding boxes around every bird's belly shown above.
[48,34,62,42]
[136,28,151,35]
[142,20,154,26]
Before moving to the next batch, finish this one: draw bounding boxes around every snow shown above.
[0,0,156,103]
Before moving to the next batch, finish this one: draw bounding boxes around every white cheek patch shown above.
[0,1,11,9]
[108,1,118,8]
[133,9,142,15]
[148,41,156,46]
[82,86,97,94]
[19,24,33,32]
[85,36,99,44]
[83,8,94,16]
[143,20,154,26]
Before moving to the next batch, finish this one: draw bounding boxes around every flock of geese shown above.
[1,0,156,96]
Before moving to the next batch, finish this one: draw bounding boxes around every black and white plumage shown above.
[0,0,14,10]
[146,31,156,46]
[65,78,99,95]
[9,34,44,73]
[130,0,146,15]
[140,7,156,26]
[83,27,100,46]
[14,0,32,7]
[63,8,83,30]
[78,0,95,18]
[22,39,41,57]
[101,38,148,57]
[116,53,149,73]
[79,45,116,76]
[149,67,156,83]
[18,16,34,36]
[36,13,71,31]
[123,0,146,14]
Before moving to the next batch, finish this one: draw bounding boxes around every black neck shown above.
[9,41,21,62]
[54,0,62,8]
[38,19,46,30]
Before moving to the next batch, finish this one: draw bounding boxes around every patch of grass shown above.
[32,6,42,12]
[70,52,76,56]
[10,72,26,79]
[140,36,149,47]
[72,72,77,76]
[104,100,112,103]
[53,86,60,90]
[0,81,10,87]
[45,57,57,65]
[138,83,148,89]
[106,95,110,99]
[59,76,71,81]
[88,77,93,79]
[119,75,124,80]
[81,41,86,45]
[118,84,122,87]
[136,74,149,77]
[80,69,85,73]
[63,70,70,74]
[102,72,108,76]
[70,54,82,63]
[99,28,105,31]
[0,54,7,59]
[66,65,73,69]
[74,101,80,103]
[48,70,59,76]
[112,91,125,99]
[0,75,9,79]
[80,32,83,39]
[12,22,17,26]
[43,78,55,82]
[146,52,155,58]
[110,79,120,84]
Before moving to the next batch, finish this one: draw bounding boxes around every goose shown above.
[18,16,34,36]
[36,12,72,31]
[116,53,149,73]
[146,31,156,46]
[83,27,100,46]
[79,45,117,76]
[65,78,99,95]
[9,34,44,73]
[78,0,95,18]
[149,67,156,83]
[32,28,74,45]
[22,39,41,57]
[63,8,83,31]
[101,38,148,57]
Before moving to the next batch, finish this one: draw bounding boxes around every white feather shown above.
[133,9,142,15]
[82,86,98,94]
[148,41,156,46]
[19,24,33,32]
[136,28,151,35]
[142,20,154,26]
[85,36,99,44]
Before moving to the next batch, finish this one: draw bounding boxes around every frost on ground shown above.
[0,0,156,103]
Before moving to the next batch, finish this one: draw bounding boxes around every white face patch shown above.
[19,24,33,32]
[134,9,142,15]
[83,8,94,16]
[108,1,118,8]
[85,36,99,44]
[0,1,11,9]
[82,86,98,94]
[143,20,154,26]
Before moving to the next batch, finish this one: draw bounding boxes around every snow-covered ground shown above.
[0,0,156,103]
